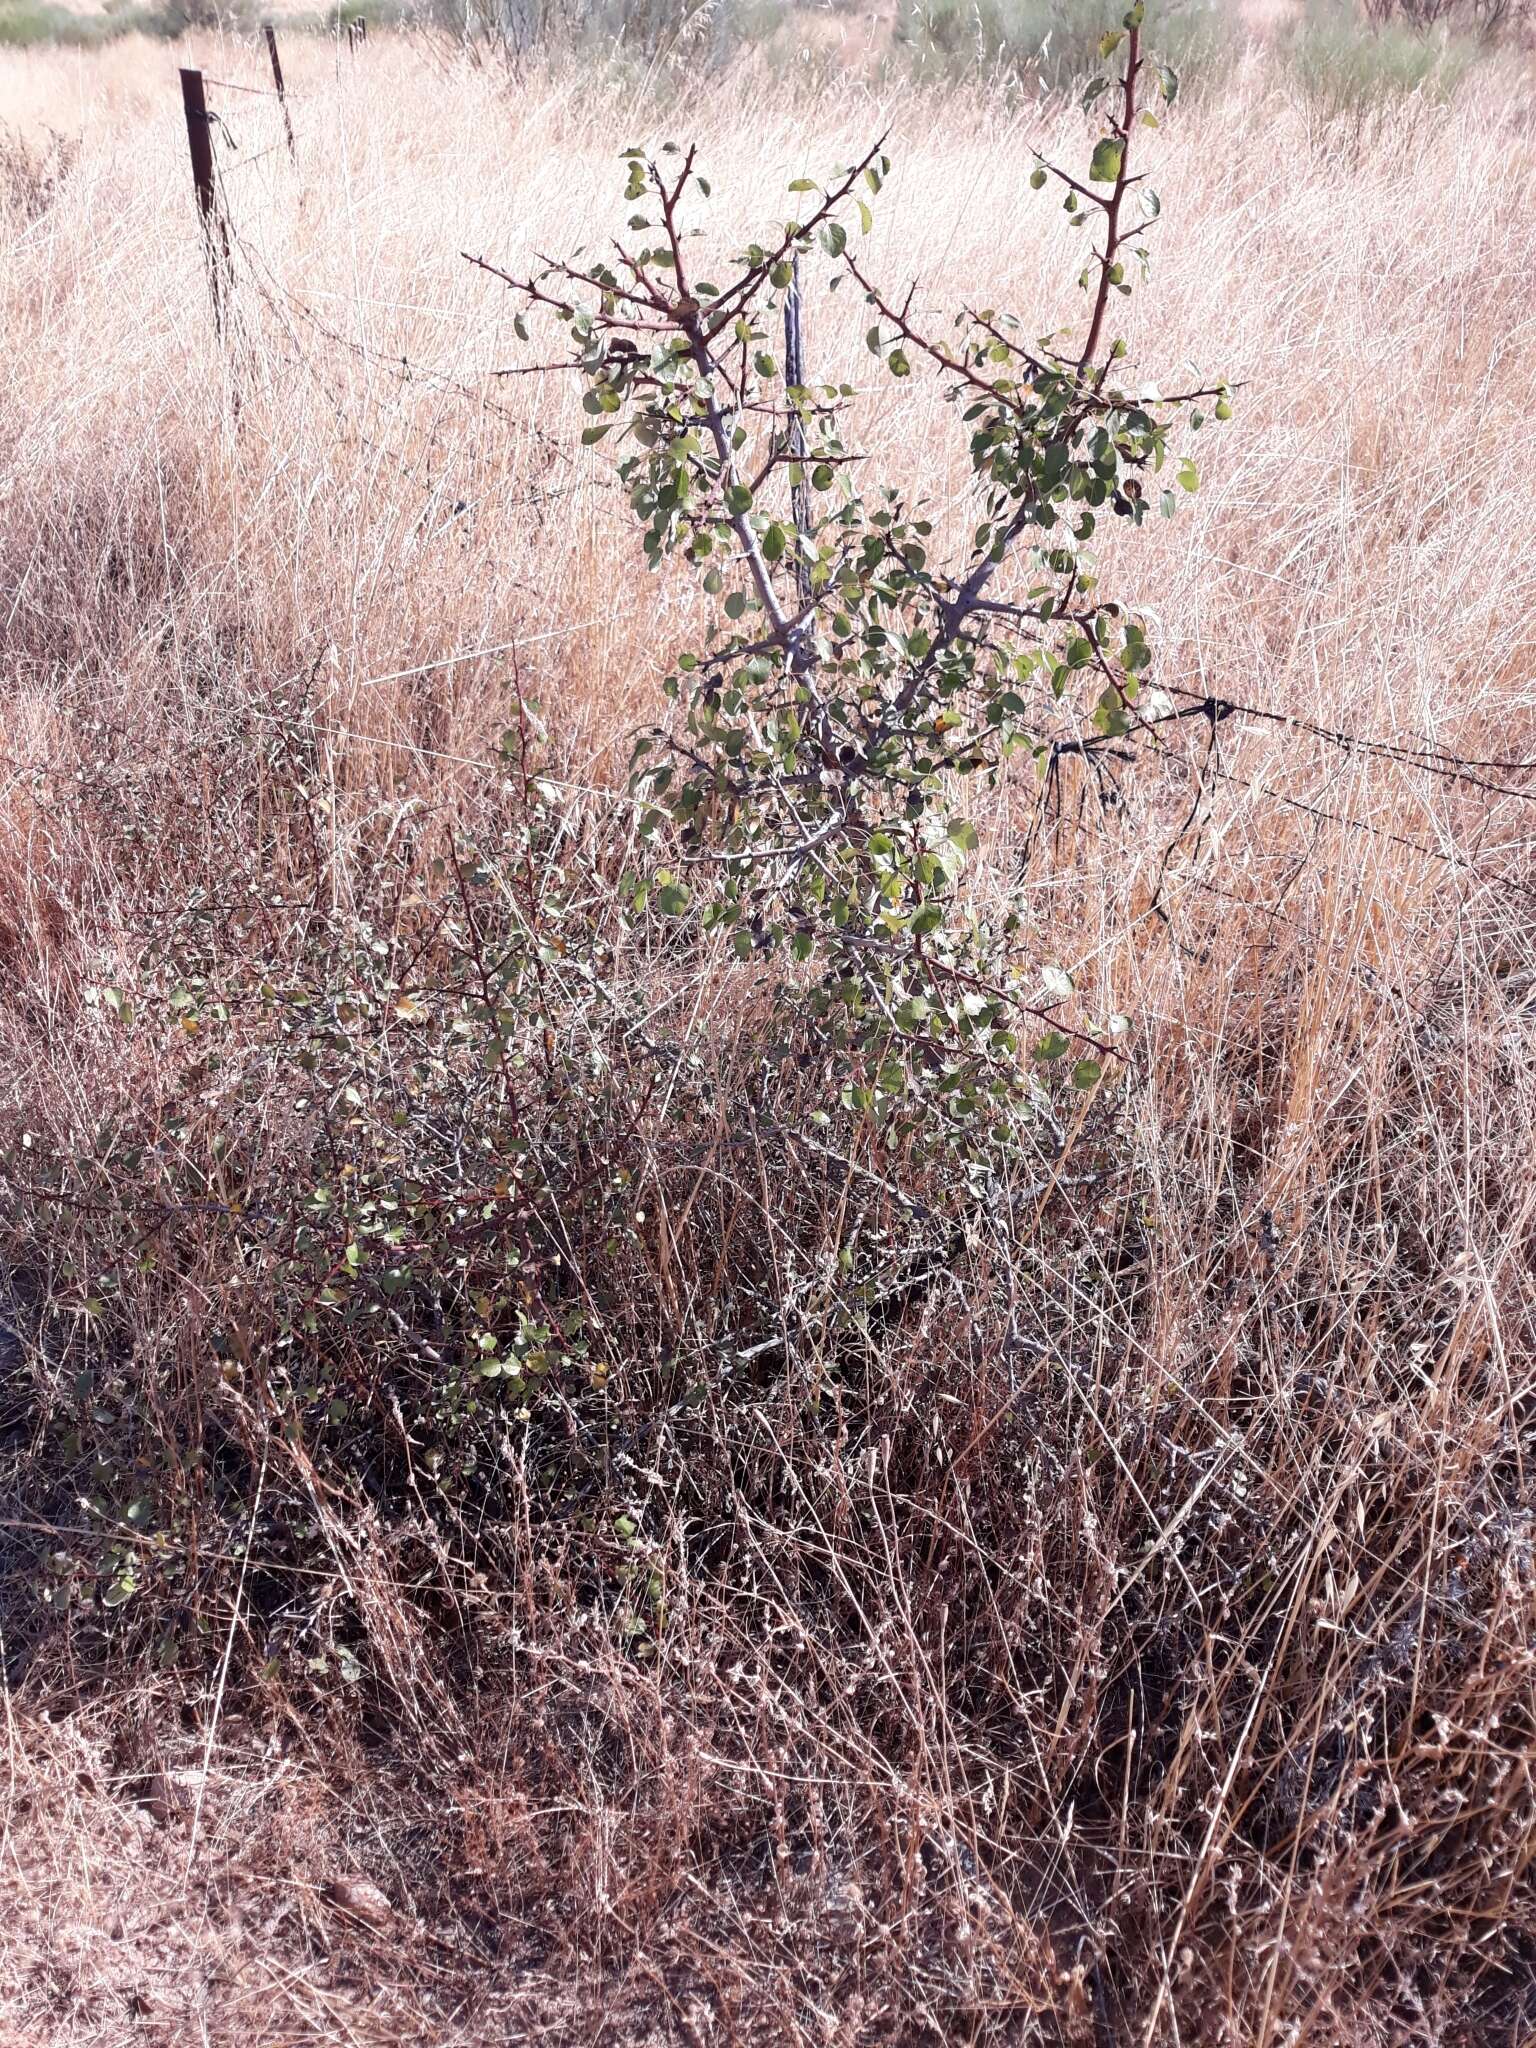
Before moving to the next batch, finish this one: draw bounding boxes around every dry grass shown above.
[3,23,1536,2046]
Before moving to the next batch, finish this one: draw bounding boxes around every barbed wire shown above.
[203,76,304,99]
[177,50,1536,843]
[198,134,1536,807]
[223,209,560,437]
[1158,683,1536,800]
[69,71,1536,968]
[218,142,289,179]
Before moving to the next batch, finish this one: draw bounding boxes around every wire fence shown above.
[168,30,1536,911]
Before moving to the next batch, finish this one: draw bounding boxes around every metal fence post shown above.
[783,255,814,614]
[264,25,296,161]
[179,68,231,338]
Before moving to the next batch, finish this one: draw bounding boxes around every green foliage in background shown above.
[1281,0,1480,139]
[895,0,1235,92]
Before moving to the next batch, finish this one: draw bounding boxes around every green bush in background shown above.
[894,0,1236,92]
[1281,0,1480,142]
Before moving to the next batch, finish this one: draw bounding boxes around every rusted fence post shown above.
[178,67,231,337]
[347,14,367,50]
[263,24,296,160]
[783,255,813,614]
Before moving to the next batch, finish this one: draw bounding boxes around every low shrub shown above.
[417,0,780,68]
[894,0,1236,93]
[0,123,78,219]
[1281,0,1483,146]
[5,0,1221,1660]
[0,1,114,44]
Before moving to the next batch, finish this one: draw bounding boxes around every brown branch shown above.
[1079,23,1141,371]
[697,138,889,343]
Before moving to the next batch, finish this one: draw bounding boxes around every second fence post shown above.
[783,255,814,615]
[264,24,296,161]
[178,67,231,338]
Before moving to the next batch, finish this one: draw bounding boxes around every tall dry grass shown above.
[2,25,1536,2047]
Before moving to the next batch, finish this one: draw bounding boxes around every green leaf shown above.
[887,348,911,377]
[1071,1058,1103,1089]
[1089,137,1124,185]
[1034,1031,1070,1061]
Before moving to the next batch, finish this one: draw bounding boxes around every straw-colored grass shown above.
[2,25,1534,2046]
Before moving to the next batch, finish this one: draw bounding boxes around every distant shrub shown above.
[1282,0,1482,143]
[1364,0,1530,37]
[0,124,78,219]
[422,0,1235,81]
[0,0,243,44]
[419,0,775,67]
[0,1,113,45]
[894,0,1236,93]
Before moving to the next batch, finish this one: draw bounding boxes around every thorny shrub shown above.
[0,123,79,226]
[477,5,1228,1143]
[5,6,1221,1635]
